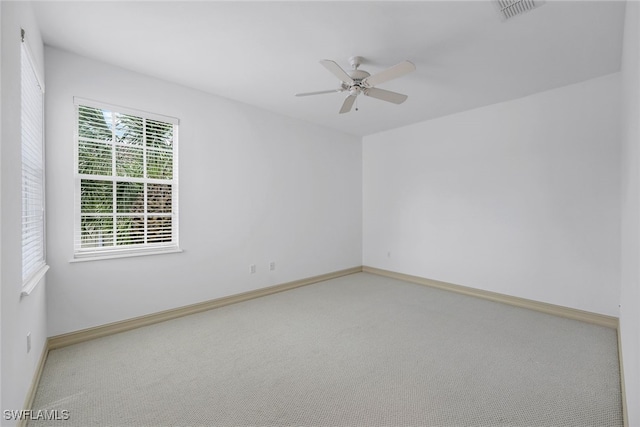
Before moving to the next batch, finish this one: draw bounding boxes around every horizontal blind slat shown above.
[21,41,46,283]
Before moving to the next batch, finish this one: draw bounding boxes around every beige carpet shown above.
[29,272,622,426]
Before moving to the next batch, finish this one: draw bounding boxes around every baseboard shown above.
[19,340,49,427]
[617,328,629,427]
[362,266,619,329]
[48,266,362,350]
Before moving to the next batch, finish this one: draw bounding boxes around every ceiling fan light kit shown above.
[296,56,416,114]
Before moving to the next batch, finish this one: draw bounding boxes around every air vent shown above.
[496,0,543,20]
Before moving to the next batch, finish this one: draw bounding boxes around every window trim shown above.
[72,97,180,260]
[69,247,183,263]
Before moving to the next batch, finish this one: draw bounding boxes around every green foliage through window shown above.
[76,103,177,253]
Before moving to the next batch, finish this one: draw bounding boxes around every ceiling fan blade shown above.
[295,88,344,97]
[339,94,357,114]
[362,60,416,87]
[364,87,408,104]
[320,60,354,85]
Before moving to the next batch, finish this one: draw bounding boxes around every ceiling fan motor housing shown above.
[347,55,371,90]
[348,69,371,83]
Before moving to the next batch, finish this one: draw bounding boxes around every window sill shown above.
[21,264,50,297]
[70,247,183,263]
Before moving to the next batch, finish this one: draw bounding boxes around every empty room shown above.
[1,0,639,426]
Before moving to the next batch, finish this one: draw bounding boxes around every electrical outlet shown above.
[26,332,31,353]
[269,261,276,271]
[250,264,256,274]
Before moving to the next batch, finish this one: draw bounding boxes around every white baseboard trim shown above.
[19,341,49,427]
[617,328,629,427]
[48,266,363,350]
[363,266,619,329]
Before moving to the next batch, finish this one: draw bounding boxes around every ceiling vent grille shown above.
[496,0,543,20]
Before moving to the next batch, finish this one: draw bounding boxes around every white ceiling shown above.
[32,1,625,137]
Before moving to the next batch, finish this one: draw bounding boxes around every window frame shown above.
[21,29,49,296]
[72,97,180,261]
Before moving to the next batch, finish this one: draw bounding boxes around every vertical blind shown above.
[74,99,179,258]
[21,36,46,284]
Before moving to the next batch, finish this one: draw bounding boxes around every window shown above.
[21,29,48,294]
[74,98,179,259]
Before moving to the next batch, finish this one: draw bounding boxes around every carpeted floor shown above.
[29,272,623,426]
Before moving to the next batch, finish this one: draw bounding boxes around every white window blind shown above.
[74,98,179,259]
[21,31,47,287]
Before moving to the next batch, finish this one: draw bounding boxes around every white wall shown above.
[0,0,3,411]
[620,0,640,423]
[363,73,621,317]
[1,2,48,422]
[45,47,362,336]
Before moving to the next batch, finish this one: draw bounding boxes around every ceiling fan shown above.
[295,56,416,114]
